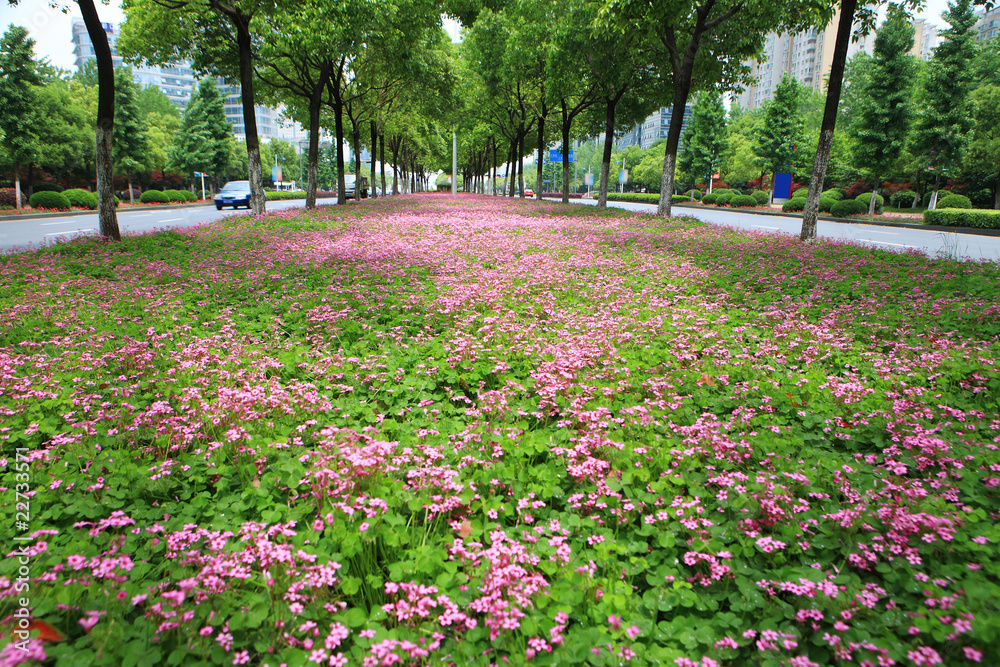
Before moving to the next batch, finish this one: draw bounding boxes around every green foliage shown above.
[0,25,42,168]
[818,197,837,212]
[28,190,71,210]
[170,79,232,180]
[605,193,670,204]
[715,192,734,206]
[821,189,844,201]
[679,91,727,183]
[139,190,170,204]
[728,194,757,208]
[32,182,64,193]
[924,207,1000,227]
[855,192,884,214]
[62,188,99,210]
[937,194,972,209]
[685,189,702,200]
[831,198,868,217]
[750,190,769,204]
[753,74,804,179]
[163,189,188,203]
[792,187,810,198]
[782,198,806,212]
[113,66,151,177]
[702,193,719,205]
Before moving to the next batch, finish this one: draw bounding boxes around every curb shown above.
[568,199,1000,239]
[0,201,215,222]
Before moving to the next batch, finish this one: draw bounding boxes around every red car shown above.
[524,189,535,197]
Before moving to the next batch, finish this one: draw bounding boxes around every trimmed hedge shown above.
[32,182,64,193]
[889,190,917,208]
[751,190,770,205]
[855,192,884,214]
[63,188,98,210]
[712,188,734,196]
[702,193,719,205]
[729,195,757,208]
[831,199,867,217]
[792,187,810,198]
[140,190,170,204]
[923,208,1000,229]
[715,193,734,206]
[28,191,72,211]
[781,198,806,212]
[818,197,837,213]
[266,191,307,201]
[685,189,702,201]
[163,189,188,203]
[821,189,844,201]
[937,194,972,209]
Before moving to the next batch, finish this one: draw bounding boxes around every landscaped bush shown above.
[924,208,1000,228]
[751,190,769,205]
[28,190,72,211]
[32,182,64,193]
[266,191,308,201]
[792,187,810,198]
[163,189,188,203]
[685,189,702,201]
[831,198,868,217]
[140,190,170,204]
[937,194,972,209]
[855,192,884,214]
[715,192,734,206]
[671,194,693,204]
[889,190,918,208]
[701,193,719,205]
[818,197,836,212]
[967,189,993,208]
[0,187,27,209]
[821,189,844,201]
[712,188,734,196]
[62,188,98,210]
[781,198,806,212]
[923,190,949,207]
[120,188,143,202]
[729,194,757,208]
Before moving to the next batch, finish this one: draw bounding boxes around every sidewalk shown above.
[0,200,214,222]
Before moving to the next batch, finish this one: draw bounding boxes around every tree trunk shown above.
[800,0,857,241]
[14,163,22,214]
[868,178,879,216]
[928,172,942,210]
[507,138,516,197]
[333,99,347,204]
[535,116,545,199]
[128,178,134,205]
[994,171,1000,210]
[230,15,265,216]
[598,96,618,209]
[518,131,525,198]
[25,163,34,199]
[370,120,378,198]
[390,138,400,195]
[305,74,325,209]
[350,119,361,201]
[657,84,691,217]
[379,133,386,197]
[79,0,120,239]
[561,103,571,204]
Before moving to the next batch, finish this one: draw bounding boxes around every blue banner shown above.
[272,166,283,183]
[774,173,793,199]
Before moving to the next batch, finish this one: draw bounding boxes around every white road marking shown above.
[45,229,93,236]
[865,230,898,235]
[159,218,184,222]
[858,239,916,248]
[752,225,779,230]
[41,220,89,226]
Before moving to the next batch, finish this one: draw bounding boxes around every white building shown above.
[974,6,1000,41]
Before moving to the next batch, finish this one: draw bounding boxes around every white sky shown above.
[0,2,464,71]
[0,0,957,72]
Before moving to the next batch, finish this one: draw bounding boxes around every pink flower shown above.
[232,651,250,665]
[963,647,983,662]
[79,614,101,632]
[554,612,568,624]
[359,522,370,532]
[626,625,641,640]
[608,615,622,631]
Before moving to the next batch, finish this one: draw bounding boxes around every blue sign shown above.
[272,166,283,183]
[549,149,574,163]
[774,173,793,199]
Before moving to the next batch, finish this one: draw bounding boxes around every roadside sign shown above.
[549,149,574,163]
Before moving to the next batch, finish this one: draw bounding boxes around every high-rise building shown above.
[736,11,935,111]
[973,6,1000,41]
[638,105,693,150]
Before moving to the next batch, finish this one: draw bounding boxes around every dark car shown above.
[215,181,252,210]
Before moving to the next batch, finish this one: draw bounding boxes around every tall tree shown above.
[113,67,151,204]
[0,25,42,213]
[848,6,915,214]
[967,84,1000,209]
[753,74,804,202]
[119,0,269,214]
[598,0,831,216]
[679,89,727,194]
[909,0,978,210]
[170,79,232,191]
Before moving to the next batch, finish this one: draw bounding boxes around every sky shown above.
[0,0,962,72]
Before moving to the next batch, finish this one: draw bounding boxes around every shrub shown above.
[120,188,142,203]
[715,193,734,206]
[792,187,810,198]
[140,190,170,204]
[701,193,719,205]
[819,197,837,212]
[923,190,951,207]
[821,189,844,201]
[0,188,27,209]
[62,188,98,210]
[751,190,770,205]
[685,189,702,201]
[924,208,1000,229]
[32,182,64,193]
[28,190,72,211]
[181,190,198,202]
[937,194,972,209]
[889,190,918,208]
[831,199,867,217]
[967,189,992,208]
[729,194,757,208]
[114,195,120,208]
[671,194,693,204]
[163,189,188,203]
[712,188,734,196]
[781,198,806,212]
[855,192,884,214]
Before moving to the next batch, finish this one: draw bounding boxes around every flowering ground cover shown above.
[1,194,999,667]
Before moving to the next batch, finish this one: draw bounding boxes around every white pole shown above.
[200,173,206,201]
[452,126,458,195]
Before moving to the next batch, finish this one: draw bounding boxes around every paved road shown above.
[559,198,1000,263]
[0,199,314,253]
